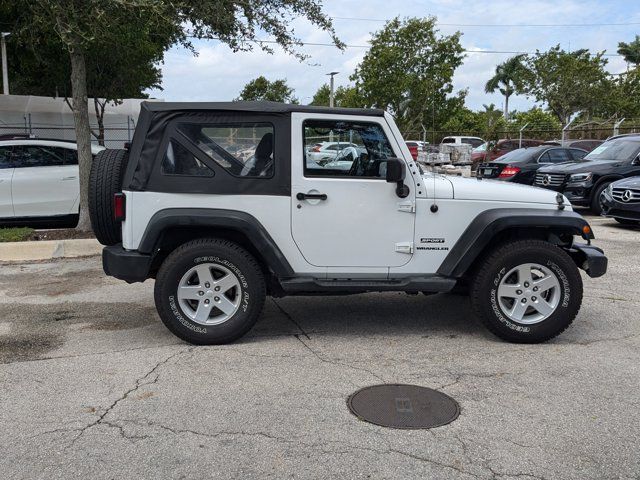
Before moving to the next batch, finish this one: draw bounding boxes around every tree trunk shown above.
[504,94,509,122]
[69,48,93,232]
[93,98,106,146]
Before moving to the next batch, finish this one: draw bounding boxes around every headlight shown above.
[606,184,613,195]
[569,172,592,183]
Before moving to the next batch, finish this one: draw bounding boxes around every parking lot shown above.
[0,213,638,479]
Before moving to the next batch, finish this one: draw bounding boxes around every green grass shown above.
[0,227,35,242]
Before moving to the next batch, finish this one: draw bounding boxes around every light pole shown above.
[1,32,10,95]
[326,71,339,107]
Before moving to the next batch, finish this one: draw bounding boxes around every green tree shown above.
[522,46,611,125]
[617,35,640,67]
[4,1,341,231]
[350,17,466,134]
[309,83,362,107]
[5,14,175,145]
[484,55,527,121]
[236,76,298,103]
[509,107,562,139]
[605,69,640,119]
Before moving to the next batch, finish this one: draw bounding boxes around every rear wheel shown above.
[470,240,583,343]
[89,149,128,245]
[154,238,266,345]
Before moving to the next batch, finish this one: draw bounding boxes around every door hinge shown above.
[397,201,415,213]
[395,242,414,254]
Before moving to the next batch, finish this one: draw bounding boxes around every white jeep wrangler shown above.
[89,102,607,345]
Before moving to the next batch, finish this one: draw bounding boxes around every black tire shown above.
[614,217,640,226]
[470,240,583,343]
[154,238,266,345]
[89,149,129,246]
[590,182,610,215]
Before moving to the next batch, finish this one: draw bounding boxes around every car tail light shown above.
[114,193,126,221]
[499,165,521,178]
[408,146,418,160]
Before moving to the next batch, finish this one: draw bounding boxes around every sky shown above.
[147,0,639,112]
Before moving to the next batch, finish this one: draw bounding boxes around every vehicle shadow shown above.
[248,292,492,342]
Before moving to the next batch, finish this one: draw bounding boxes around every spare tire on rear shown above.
[89,149,129,246]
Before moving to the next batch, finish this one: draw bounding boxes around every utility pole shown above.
[326,71,339,107]
[1,33,10,95]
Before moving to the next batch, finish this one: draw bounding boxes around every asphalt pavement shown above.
[0,213,638,479]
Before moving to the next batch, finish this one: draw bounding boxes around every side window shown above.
[570,149,587,161]
[303,120,395,178]
[176,122,274,178]
[545,149,570,163]
[65,149,78,165]
[0,147,14,169]
[161,139,214,177]
[13,146,66,167]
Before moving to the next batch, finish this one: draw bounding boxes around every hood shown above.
[538,159,624,174]
[611,176,640,189]
[448,176,562,205]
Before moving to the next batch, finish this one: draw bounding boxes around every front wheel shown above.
[154,239,266,345]
[590,182,610,215]
[470,240,583,343]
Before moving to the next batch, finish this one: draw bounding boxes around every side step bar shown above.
[279,276,456,295]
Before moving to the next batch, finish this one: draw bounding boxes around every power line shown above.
[185,35,625,56]
[331,16,640,28]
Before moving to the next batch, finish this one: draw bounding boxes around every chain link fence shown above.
[0,122,135,149]
[402,119,640,145]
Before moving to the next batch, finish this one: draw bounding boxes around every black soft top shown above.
[124,101,385,193]
[140,100,384,117]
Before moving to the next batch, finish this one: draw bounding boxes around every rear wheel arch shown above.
[140,208,294,283]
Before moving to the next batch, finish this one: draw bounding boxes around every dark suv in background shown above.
[478,145,587,184]
[535,134,640,214]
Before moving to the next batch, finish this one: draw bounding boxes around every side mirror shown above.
[385,158,410,198]
[633,155,640,166]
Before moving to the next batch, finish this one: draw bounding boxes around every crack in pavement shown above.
[271,298,387,384]
[487,466,549,480]
[0,342,185,365]
[293,333,386,384]
[103,417,485,477]
[57,347,193,446]
[271,298,310,339]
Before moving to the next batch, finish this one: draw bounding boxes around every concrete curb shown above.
[0,238,102,262]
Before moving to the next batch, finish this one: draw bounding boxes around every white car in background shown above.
[0,139,105,227]
[306,141,360,164]
[441,136,485,148]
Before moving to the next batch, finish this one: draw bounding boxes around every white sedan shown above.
[306,141,360,164]
[0,139,105,226]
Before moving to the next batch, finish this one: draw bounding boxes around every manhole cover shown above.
[347,384,460,429]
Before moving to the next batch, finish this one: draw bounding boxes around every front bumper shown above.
[566,243,608,278]
[103,244,152,283]
[562,182,593,205]
[600,189,640,221]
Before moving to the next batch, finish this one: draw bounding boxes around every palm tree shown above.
[484,55,527,121]
[618,35,640,68]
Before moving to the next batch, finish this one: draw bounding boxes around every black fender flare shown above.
[437,208,593,278]
[138,208,294,277]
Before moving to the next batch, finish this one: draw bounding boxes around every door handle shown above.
[296,192,327,201]
[61,176,77,181]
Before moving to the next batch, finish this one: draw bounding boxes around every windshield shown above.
[474,142,487,152]
[584,139,640,162]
